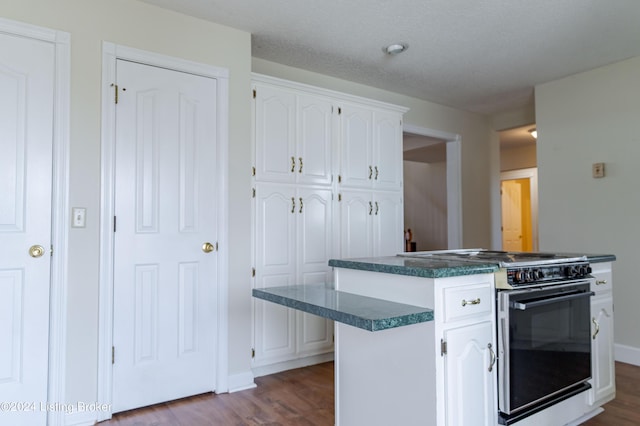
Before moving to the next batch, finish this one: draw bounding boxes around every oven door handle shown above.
[511,291,595,311]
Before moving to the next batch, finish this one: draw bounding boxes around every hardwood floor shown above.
[102,361,640,425]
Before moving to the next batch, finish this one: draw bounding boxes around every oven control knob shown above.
[524,270,533,282]
[534,269,544,280]
[514,270,523,283]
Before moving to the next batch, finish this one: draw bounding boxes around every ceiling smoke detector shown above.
[383,43,408,55]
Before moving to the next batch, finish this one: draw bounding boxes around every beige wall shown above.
[403,161,448,250]
[253,58,495,248]
[500,144,537,171]
[536,55,640,353]
[0,0,252,407]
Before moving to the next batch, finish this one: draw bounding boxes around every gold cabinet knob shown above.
[29,245,45,258]
[202,242,215,253]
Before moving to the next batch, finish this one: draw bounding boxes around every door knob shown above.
[202,242,215,253]
[29,245,45,258]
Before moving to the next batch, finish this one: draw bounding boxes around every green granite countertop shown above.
[328,256,500,278]
[252,284,434,332]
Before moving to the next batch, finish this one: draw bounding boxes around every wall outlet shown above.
[592,163,605,178]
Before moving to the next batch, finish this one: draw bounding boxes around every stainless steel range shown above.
[402,249,596,425]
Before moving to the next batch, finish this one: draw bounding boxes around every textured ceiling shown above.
[141,0,640,114]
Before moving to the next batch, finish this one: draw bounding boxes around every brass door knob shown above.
[29,245,45,258]
[202,242,215,253]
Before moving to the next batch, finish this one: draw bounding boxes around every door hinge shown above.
[252,188,256,198]
[50,245,54,257]
[251,348,255,358]
[252,166,256,176]
[112,346,115,364]
[252,267,256,277]
[113,216,117,233]
[216,242,219,251]
[253,89,256,99]
[111,83,119,104]
[441,339,447,356]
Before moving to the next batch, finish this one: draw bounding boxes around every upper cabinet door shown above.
[339,104,373,189]
[297,94,333,185]
[373,111,403,190]
[255,85,296,183]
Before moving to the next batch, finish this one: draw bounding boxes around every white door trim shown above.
[500,168,539,252]
[97,42,230,421]
[0,17,71,426]
[402,124,463,249]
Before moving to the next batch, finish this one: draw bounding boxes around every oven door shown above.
[498,281,594,416]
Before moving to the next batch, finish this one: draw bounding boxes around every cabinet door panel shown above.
[340,191,373,258]
[373,111,402,190]
[373,192,403,256]
[590,294,615,405]
[444,321,496,426]
[254,184,296,364]
[255,85,295,183]
[340,105,373,188]
[297,94,333,185]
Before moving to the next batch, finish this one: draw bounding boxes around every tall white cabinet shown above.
[251,74,408,370]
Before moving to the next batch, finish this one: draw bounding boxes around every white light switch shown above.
[72,207,86,228]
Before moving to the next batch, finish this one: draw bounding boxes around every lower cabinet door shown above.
[590,294,616,405]
[443,321,497,426]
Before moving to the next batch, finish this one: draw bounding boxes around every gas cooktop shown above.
[399,249,586,267]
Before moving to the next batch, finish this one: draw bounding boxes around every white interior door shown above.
[0,33,54,426]
[501,180,524,251]
[112,59,218,412]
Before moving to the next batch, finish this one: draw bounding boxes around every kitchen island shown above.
[252,252,616,426]
[254,255,500,426]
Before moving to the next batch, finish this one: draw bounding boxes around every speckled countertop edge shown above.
[328,258,499,278]
[252,285,434,332]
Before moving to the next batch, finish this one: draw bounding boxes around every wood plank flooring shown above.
[102,361,640,425]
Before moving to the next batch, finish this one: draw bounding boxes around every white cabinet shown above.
[253,183,334,366]
[254,83,334,186]
[334,270,496,426]
[252,74,407,371]
[339,103,403,190]
[442,321,497,426]
[437,279,497,426]
[339,190,403,258]
[589,262,615,407]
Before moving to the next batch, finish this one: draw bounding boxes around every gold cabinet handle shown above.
[592,317,600,340]
[299,197,303,213]
[596,279,608,285]
[369,165,373,179]
[291,197,295,213]
[202,242,215,253]
[291,156,296,173]
[374,166,379,180]
[299,157,303,173]
[488,343,496,372]
[375,201,379,215]
[29,245,45,258]
[369,201,373,215]
[461,298,481,307]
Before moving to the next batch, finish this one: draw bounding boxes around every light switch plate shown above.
[592,163,605,178]
[72,207,86,228]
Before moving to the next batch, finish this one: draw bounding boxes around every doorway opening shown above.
[499,125,538,252]
[402,124,462,251]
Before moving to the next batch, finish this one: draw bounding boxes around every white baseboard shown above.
[227,370,257,393]
[64,411,96,426]
[252,352,334,379]
[615,343,640,366]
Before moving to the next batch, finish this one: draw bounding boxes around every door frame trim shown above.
[97,42,230,420]
[500,168,539,251]
[402,124,463,249]
[0,17,71,426]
